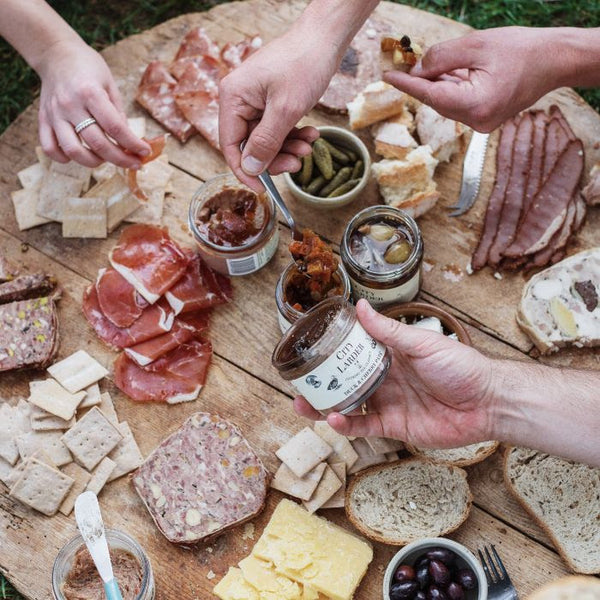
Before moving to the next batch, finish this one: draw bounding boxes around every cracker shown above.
[85,174,141,232]
[5,450,57,488]
[0,402,32,465]
[9,458,74,516]
[62,197,107,239]
[37,170,85,221]
[125,187,164,225]
[351,437,380,458]
[79,383,102,410]
[321,462,347,509]
[302,464,342,514]
[59,462,92,516]
[365,437,405,455]
[61,407,122,470]
[271,462,327,502]
[96,392,119,425]
[86,457,116,495]
[0,457,14,486]
[17,163,46,189]
[91,162,117,183]
[16,430,72,467]
[125,159,173,225]
[28,378,85,421]
[347,453,388,475]
[107,422,143,482]
[313,421,359,470]
[50,161,92,192]
[276,428,333,478]
[30,404,75,431]
[35,146,51,169]
[11,188,53,231]
[47,350,109,394]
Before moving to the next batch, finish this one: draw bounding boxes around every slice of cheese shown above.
[239,556,303,599]
[213,567,259,600]
[252,499,372,600]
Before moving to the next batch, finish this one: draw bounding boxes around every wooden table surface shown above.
[1,1,599,598]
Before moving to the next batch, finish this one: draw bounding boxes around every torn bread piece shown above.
[16,430,72,467]
[302,464,343,514]
[86,456,116,495]
[62,196,107,239]
[107,422,144,482]
[380,34,424,72]
[321,461,347,509]
[372,120,417,160]
[275,428,333,478]
[416,104,467,163]
[313,421,358,470]
[348,81,406,130]
[59,462,92,516]
[28,379,86,421]
[270,462,327,502]
[11,188,53,231]
[47,350,109,394]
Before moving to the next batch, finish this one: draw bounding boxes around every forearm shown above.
[490,359,600,466]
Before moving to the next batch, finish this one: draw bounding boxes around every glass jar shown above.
[341,206,423,308]
[52,529,155,600]
[272,297,391,415]
[275,262,352,333]
[189,173,279,276]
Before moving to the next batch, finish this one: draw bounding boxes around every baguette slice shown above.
[527,575,600,599]
[347,81,406,130]
[504,447,600,574]
[405,441,499,467]
[345,457,471,545]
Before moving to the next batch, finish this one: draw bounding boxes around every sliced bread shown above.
[345,457,471,545]
[406,441,499,467]
[347,81,406,130]
[527,575,600,599]
[504,447,600,574]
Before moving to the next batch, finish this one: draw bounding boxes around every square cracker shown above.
[9,458,74,516]
[0,457,13,487]
[11,188,53,231]
[61,407,122,471]
[348,452,388,475]
[28,379,85,421]
[107,422,143,482]
[17,163,46,189]
[276,427,332,478]
[50,160,92,192]
[4,450,57,488]
[37,170,85,221]
[313,421,359,470]
[59,462,92,516]
[16,430,72,467]
[47,350,109,394]
[30,404,75,431]
[84,392,120,425]
[85,174,140,232]
[321,462,347,509]
[35,146,51,169]
[302,464,342,514]
[79,383,102,410]
[62,197,107,239]
[127,117,147,139]
[0,402,32,465]
[270,462,327,502]
[86,457,116,495]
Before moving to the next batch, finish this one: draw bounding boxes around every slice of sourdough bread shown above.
[527,575,600,599]
[405,441,499,467]
[504,447,600,574]
[345,457,471,545]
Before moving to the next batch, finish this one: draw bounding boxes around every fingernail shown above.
[131,163,141,170]
[140,148,151,157]
[242,155,265,175]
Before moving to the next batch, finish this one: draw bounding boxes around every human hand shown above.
[384,27,563,132]
[36,39,151,168]
[294,299,497,448]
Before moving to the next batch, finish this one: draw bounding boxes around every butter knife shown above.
[449,131,490,217]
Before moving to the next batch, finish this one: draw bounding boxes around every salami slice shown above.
[132,412,268,545]
[170,54,225,85]
[173,27,220,62]
[95,267,148,329]
[220,35,262,70]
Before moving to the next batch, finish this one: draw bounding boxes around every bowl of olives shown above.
[383,538,487,600]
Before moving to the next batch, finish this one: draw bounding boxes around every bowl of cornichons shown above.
[283,125,371,209]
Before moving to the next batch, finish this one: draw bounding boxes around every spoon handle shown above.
[257,171,298,235]
[103,578,124,600]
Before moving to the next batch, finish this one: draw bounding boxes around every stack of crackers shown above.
[0,350,143,517]
[271,422,404,513]
[11,117,173,238]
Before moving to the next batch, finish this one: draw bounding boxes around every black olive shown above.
[416,564,430,590]
[400,34,411,48]
[390,580,419,600]
[426,585,448,600]
[429,560,451,586]
[426,548,457,566]
[415,592,427,600]
[446,582,465,600]
[415,555,431,570]
[455,568,477,590]
[394,564,416,582]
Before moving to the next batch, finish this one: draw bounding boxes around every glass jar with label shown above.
[340,206,423,308]
[189,173,279,276]
[272,297,391,415]
[275,262,352,333]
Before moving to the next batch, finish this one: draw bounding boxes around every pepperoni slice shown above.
[96,267,148,328]
[109,225,190,304]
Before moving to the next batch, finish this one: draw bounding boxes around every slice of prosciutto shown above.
[114,340,212,404]
[109,224,190,304]
[96,267,148,328]
[127,135,167,202]
[165,254,232,314]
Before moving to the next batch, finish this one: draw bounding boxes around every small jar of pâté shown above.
[341,206,423,309]
[272,297,391,415]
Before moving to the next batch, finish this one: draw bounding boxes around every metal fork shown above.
[478,545,519,600]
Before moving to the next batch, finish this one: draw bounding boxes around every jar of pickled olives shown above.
[340,206,423,309]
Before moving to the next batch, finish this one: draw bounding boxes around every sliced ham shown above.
[95,267,148,328]
[114,340,212,403]
[109,224,190,304]
[165,254,232,315]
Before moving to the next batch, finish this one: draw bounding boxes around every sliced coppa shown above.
[109,224,190,304]
[132,412,268,545]
[114,339,212,403]
[95,267,148,328]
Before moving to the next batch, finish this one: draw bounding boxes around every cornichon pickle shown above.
[320,138,351,164]
[298,154,313,187]
[326,178,361,198]
[305,175,327,195]
[312,139,334,180]
[319,166,352,197]
[344,148,358,162]
[351,159,364,180]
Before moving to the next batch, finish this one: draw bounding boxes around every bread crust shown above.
[527,575,600,599]
[405,441,500,467]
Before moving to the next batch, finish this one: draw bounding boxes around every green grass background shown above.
[0,0,598,597]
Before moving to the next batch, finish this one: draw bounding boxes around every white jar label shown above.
[349,270,420,308]
[291,321,386,411]
[226,229,280,276]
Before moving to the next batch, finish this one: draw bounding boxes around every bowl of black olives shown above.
[383,538,487,600]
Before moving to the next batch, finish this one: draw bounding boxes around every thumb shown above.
[415,37,479,80]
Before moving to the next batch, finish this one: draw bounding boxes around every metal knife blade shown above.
[449,131,490,217]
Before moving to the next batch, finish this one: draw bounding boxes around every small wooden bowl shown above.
[381,302,472,346]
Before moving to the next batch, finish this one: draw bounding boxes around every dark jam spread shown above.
[349,218,414,274]
[195,188,267,248]
[284,268,344,312]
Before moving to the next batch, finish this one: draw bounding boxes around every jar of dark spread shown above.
[189,173,279,276]
[272,297,391,415]
[52,529,154,600]
[341,206,423,308]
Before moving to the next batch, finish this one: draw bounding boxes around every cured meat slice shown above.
[124,311,209,366]
[114,340,212,403]
[95,267,148,329]
[136,61,196,143]
[127,135,167,202]
[0,273,56,305]
[132,412,268,544]
[220,35,262,70]
[175,87,220,150]
[109,224,190,304]
[520,111,549,220]
[171,56,222,91]
[173,27,220,63]
[83,284,174,350]
[471,117,519,270]
[165,254,232,314]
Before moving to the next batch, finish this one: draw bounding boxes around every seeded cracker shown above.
[28,379,85,421]
[276,428,333,478]
[271,462,327,502]
[61,407,123,471]
[47,350,109,394]
[107,422,144,482]
[59,463,92,516]
[86,457,116,495]
[9,458,74,516]
[16,430,72,467]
